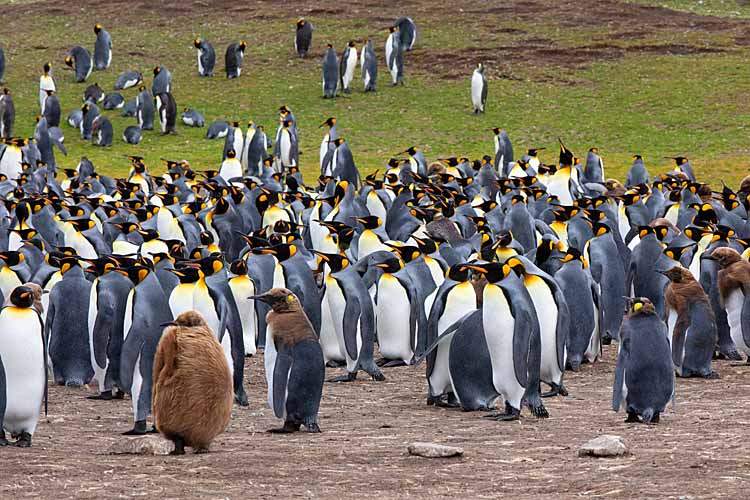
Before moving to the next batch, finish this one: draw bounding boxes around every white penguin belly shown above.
[525,275,564,384]
[113,239,140,256]
[376,274,413,363]
[156,208,185,243]
[326,277,359,371]
[169,283,195,318]
[88,283,107,391]
[219,159,243,182]
[0,309,45,435]
[229,277,257,356]
[584,301,601,363]
[319,289,345,363]
[357,231,387,260]
[482,285,525,409]
[471,72,483,110]
[264,326,285,419]
[666,306,678,349]
[726,289,749,354]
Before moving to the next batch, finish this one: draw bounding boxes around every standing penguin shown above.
[153,311,233,455]
[252,288,324,433]
[39,63,56,111]
[42,90,61,128]
[136,86,154,130]
[155,92,177,135]
[471,63,487,114]
[0,286,47,447]
[0,88,15,138]
[322,44,338,98]
[339,41,358,94]
[295,18,313,58]
[385,26,404,86]
[152,66,172,95]
[360,39,377,92]
[91,115,113,146]
[613,297,675,423]
[80,101,100,140]
[219,149,242,181]
[661,266,718,378]
[225,41,247,79]
[193,38,215,77]
[711,248,750,360]
[93,24,112,70]
[395,16,417,51]
[65,46,93,83]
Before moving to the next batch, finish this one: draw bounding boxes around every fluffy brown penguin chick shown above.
[152,310,233,455]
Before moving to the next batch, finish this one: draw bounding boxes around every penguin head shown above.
[559,248,587,268]
[326,43,333,49]
[69,218,95,232]
[229,259,248,276]
[137,228,160,242]
[658,266,692,284]
[297,18,306,28]
[476,62,484,72]
[153,66,162,76]
[2,87,9,95]
[319,117,336,128]
[193,38,202,48]
[374,255,403,274]
[388,26,399,33]
[162,310,209,329]
[463,262,508,283]
[169,266,202,283]
[505,256,526,276]
[627,297,656,316]
[312,250,349,273]
[65,56,73,68]
[59,256,80,275]
[255,243,297,262]
[348,41,356,48]
[239,41,247,51]
[387,244,421,264]
[226,149,237,159]
[249,287,300,313]
[0,251,25,267]
[9,286,35,309]
[94,23,103,34]
[43,62,51,74]
[411,236,438,255]
[116,263,152,285]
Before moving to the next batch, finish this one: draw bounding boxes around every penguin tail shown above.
[641,408,655,423]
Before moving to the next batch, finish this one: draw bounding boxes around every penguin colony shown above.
[0,16,748,454]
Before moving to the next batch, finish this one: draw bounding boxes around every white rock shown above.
[408,442,464,458]
[578,435,627,457]
[108,436,173,456]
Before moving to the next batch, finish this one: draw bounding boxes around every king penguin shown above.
[322,44,339,98]
[0,286,47,447]
[155,92,177,135]
[225,41,247,79]
[385,26,404,86]
[194,38,215,77]
[65,46,93,83]
[471,63,487,114]
[93,24,112,70]
[361,39,377,92]
[295,18,313,58]
[39,63,56,111]
[339,41,358,94]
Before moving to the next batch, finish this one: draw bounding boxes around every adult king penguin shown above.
[339,41,357,94]
[225,41,247,79]
[39,63,56,112]
[155,92,177,135]
[252,288,324,433]
[93,24,112,70]
[471,63,487,114]
[360,39,377,92]
[65,46,93,83]
[322,44,338,98]
[0,286,47,447]
[295,18,313,58]
[194,38,215,77]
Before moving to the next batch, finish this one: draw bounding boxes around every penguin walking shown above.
[471,63,487,114]
[0,87,15,138]
[194,38,215,77]
[613,297,675,424]
[252,288,324,433]
[295,18,313,58]
[153,311,233,455]
[65,46,93,82]
[322,44,338,98]
[385,26,404,86]
[39,63,56,111]
[660,266,718,378]
[339,41,358,94]
[0,286,47,447]
[93,24,112,70]
[360,39,377,92]
[155,92,177,135]
[225,41,247,79]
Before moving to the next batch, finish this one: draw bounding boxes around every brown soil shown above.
[1,347,749,499]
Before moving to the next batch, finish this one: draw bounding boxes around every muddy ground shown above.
[1,346,750,499]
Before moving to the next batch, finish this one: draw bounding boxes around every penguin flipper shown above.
[341,292,361,361]
[550,280,571,373]
[612,337,630,412]
[741,291,750,349]
[512,308,532,388]
[92,302,114,371]
[272,345,294,419]
[0,354,6,431]
[413,310,473,366]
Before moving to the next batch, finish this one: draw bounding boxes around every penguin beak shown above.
[248,294,271,305]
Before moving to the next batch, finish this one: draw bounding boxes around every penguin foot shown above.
[369,370,386,381]
[193,447,209,454]
[484,403,521,421]
[601,335,613,346]
[170,438,185,456]
[541,383,569,398]
[327,372,357,383]
[149,425,159,434]
[113,389,126,400]
[625,411,641,423]
[268,421,300,434]
[379,359,406,368]
[15,432,32,448]
[700,370,720,379]
[122,420,149,436]
[530,403,549,419]
[234,391,249,407]
[325,360,347,368]
[305,423,321,433]
[716,348,743,361]
[648,412,660,424]
[87,390,113,400]
[0,432,8,446]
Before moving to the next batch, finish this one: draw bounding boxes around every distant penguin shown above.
[65,46,93,83]
[0,286,46,447]
[93,23,112,70]
[39,63,56,111]
[295,18,313,57]
[80,101,100,140]
[471,63,487,114]
[339,41,358,94]
[711,248,750,360]
[661,266,718,378]
[219,149,242,181]
[181,108,205,127]
[155,92,177,135]
[626,155,650,188]
[322,44,338,98]
[193,38,215,77]
[152,65,172,95]
[45,258,93,387]
[42,90,61,128]
[226,260,257,356]
[102,92,125,110]
[122,125,142,144]
[153,311,233,455]
[395,16,417,51]
[360,39,378,92]
[91,115,113,147]
[613,297,675,424]
[206,121,229,139]
[121,97,137,117]
[225,41,247,79]
[136,86,154,130]
[113,70,142,90]
[84,82,104,103]
[252,288,324,433]
[330,138,360,186]
[385,26,404,86]
[0,87,15,138]
[0,47,4,84]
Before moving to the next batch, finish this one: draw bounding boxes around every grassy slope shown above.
[1,1,749,185]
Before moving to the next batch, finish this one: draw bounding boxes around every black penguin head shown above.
[239,41,247,51]
[116,263,152,285]
[374,255,403,274]
[312,250,349,273]
[229,259,248,276]
[558,138,574,167]
[387,244,421,264]
[2,87,10,95]
[170,265,202,283]
[297,18,306,28]
[388,26,398,33]
[354,215,382,230]
[254,243,297,262]
[94,23,103,34]
[463,262,507,283]
[59,256,81,275]
[326,43,333,49]
[153,66,161,76]
[0,251,25,267]
[64,56,73,68]
[43,62,51,74]
[348,41,356,48]
[194,38,202,48]
[559,248,587,268]
[477,62,484,72]
[226,149,237,159]
[319,117,336,128]
[9,286,34,309]
[411,236,438,255]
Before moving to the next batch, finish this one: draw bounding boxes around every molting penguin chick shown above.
[252,288,324,433]
[709,247,750,360]
[613,297,675,424]
[153,310,233,455]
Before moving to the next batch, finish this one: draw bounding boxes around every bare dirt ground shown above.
[2,346,750,499]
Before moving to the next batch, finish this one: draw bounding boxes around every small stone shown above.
[408,442,464,458]
[578,435,627,457]
[108,436,173,456]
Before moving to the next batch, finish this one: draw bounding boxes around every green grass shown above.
[627,0,750,18]
[1,1,749,186]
